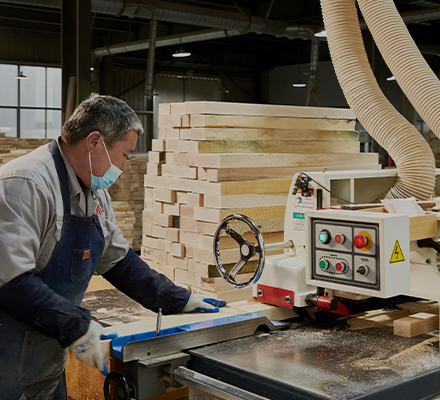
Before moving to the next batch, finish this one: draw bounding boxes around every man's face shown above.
[93,130,138,176]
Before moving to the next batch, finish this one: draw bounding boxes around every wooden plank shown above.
[190,115,356,131]
[158,102,171,115]
[190,152,379,169]
[194,205,285,224]
[394,312,439,337]
[193,140,360,154]
[202,230,285,250]
[151,139,165,151]
[204,193,288,208]
[190,285,253,303]
[153,189,176,203]
[196,218,285,236]
[183,101,356,120]
[142,210,174,227]
[409,213,438,241]
[191,127,359,141]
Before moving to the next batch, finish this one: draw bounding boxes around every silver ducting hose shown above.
[320,0,435,200]
[357,0,440,140]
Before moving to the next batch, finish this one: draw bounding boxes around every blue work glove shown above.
[182,294,227,313]
[69,320,117,376]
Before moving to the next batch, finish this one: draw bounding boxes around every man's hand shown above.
[182,294,227,313]
[69,320,117,376]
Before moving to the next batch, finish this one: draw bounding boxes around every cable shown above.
[298,172,357,205]
[417,238,440,254]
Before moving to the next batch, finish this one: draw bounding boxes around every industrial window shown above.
[0,64,62,139]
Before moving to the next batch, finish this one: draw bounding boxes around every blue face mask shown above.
[89,137,122,190]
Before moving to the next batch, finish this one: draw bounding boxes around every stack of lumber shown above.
[108,156,148,251]
[111,201,137,247]
[142,101,380,302]
[0,137,51,167]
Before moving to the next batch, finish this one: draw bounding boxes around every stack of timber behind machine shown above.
[0,135,51,167]
[108,156,148,251]
[142,101,380,302]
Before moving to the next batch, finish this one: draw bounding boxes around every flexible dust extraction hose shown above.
[357,0,440,140]
[320,0,435,200]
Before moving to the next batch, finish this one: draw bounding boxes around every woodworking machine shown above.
[104,168,440,400]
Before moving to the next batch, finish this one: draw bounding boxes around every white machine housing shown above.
[253,168,440,307]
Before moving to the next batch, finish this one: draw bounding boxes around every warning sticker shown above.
[389,240,405,264]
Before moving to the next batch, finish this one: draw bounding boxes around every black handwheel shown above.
[104,371,132,400]
[214,213,265,288]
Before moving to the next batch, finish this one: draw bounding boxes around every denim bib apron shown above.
[0,140,105,399]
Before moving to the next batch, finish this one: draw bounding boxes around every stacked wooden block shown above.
[108,156,148,251]
[141,101,379,302]
[0,136,52,167]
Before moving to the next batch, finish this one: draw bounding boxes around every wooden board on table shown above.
[190,152,379,169]
[186,140,360,154]
[191,127,359,141]
[182,101,356,120]
[189,114,356,131]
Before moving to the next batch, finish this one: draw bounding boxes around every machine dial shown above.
[334,260,349,274]
[318,229,331,245]
[357,265,369,276]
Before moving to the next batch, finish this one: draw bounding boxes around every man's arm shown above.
[0,271,90,347]
[103,248,191,314]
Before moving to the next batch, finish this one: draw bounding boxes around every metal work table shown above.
[187,317,440,400]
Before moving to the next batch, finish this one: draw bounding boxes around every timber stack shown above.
[142,101,380,302]
[108,156,148,251]
[0,136,52,167]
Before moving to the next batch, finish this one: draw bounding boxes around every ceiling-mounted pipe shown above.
[0,0,290,35]
[92,29,241,58]
[145,4,157,100]
[0,0,321,103]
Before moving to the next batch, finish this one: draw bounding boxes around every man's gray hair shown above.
[62,93,144,146]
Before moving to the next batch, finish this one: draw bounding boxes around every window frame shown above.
[0,64,62,139]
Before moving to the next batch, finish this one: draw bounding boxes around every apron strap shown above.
[49,139,71,216]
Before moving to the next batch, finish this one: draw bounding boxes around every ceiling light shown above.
[315,29,327,38]
[90,66,95,71]
[172,45,191,58]
[292,82,306,88]
[387,75,396,81]
[15,69,27,80]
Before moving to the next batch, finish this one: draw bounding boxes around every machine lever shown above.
[156,308,162,337]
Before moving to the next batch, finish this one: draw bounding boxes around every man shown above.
[0,94,226,399]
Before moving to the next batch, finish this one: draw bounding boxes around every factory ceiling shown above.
[1,0,440,83]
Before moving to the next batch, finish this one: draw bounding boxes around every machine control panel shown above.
[312,220,379,289]
[306,210,411,298]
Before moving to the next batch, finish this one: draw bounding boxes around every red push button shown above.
[353,234,368,249]
[335,261,348,273]
[334,233,345,244]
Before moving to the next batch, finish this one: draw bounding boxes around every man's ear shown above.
[86,131,101,153]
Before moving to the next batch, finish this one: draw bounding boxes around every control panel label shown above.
[389,240,405,264]
[292,212,305,231]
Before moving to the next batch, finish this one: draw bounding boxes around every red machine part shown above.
[256,284,295,309]
[316,296,350,316]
